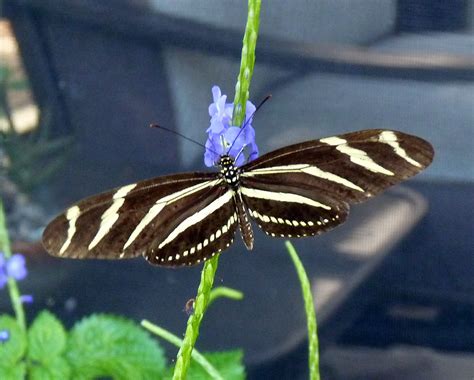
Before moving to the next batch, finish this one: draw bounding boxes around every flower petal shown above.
[211,85,221,103]
[6,254,27,281]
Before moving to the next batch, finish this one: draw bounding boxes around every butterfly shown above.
[42,129,434,267]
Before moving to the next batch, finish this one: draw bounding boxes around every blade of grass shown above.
[285,241,320,380]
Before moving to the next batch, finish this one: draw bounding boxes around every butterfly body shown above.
[42,129,434,267]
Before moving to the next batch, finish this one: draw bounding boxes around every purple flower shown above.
[0,253,6,289]
[204,86,259,167]
[6,254,27,280]
[0,329,9,343]
[0,252,28,289]
[20,294,34,304]
[207,86,233,134]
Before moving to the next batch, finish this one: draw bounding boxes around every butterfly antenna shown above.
[149,124,219,155]
[228,94,272,154]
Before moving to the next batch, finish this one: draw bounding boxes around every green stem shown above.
[0,198,26,331]
[172,1,261,378]
[285,241,320,380]
[141,320,224,380]
[172,256,219,380]
[232,0,261,127]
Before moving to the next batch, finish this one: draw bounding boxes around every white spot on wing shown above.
[158,190,234,249]
[59,206,81,255]
[242,164,364,192]
[322,135,394,175]
[241,187,331,210]
[88,183,137,250]
[379,131,421,167]
[123,179,220,251]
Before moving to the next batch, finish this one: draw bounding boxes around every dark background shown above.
[2,1,473,378]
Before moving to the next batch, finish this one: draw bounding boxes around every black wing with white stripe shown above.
[241,129,434,203]
[240,129,433,237]
[241,177,349,238]
[42,172,222,262]
[145,186,238,266]
[42,128,434,267]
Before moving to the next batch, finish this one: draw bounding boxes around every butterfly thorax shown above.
[218,155,241,189]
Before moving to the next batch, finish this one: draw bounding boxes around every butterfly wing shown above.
[42,172,223,263]
[240,129,433,237]
[240,176,349,238]
[145,186,238,267]
[241,129,434,203]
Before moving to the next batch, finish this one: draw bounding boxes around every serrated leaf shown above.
[66,314,166,380]
[0,362,26,380]
[0,315,27,366]
[29,356,71,380]
[28,311,67,363]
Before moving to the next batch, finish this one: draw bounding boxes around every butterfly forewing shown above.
[240,177,349,238]
[241,130,434,203]
[42,172,220,260]
[145,187,238,267]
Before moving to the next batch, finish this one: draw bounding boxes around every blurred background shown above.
[1,1,473,378]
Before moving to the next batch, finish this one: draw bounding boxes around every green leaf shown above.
[0,315,27,366]
[0,362,26,380]
[167,350,246,380]
[28,311,67,362]
[190,350,245,380]
[29,356,71,380]
[66,314,166,380]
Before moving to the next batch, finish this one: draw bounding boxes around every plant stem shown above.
[285,241,320,380]
[232,0,261,127]
[141,320,224,380]
[172,256,219,380]
[209,286,244,306]
[172,1,261,378]
[0,198,26,331]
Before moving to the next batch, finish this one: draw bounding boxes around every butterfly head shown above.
[218,154,240,188]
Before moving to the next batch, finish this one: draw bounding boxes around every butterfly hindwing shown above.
[145,186,238,267]
[240,176,349,238]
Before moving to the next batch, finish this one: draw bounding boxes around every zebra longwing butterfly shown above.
[42,129,434,267]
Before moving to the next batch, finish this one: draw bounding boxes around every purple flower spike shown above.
[5,254,27,281]
[204,85,259,167]
[0,329,9,343]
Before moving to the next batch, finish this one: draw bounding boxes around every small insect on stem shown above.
[184,298,196,316]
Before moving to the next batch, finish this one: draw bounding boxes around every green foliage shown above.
[0,310,245,380]
[0,122,74,193]
[29,357,71,380]
[0,315,26,367]
[28,311,67,360]
[0,362,26,380]
[66,314,167,379]
[188,350,246,380]
[27,311,71,379]
[0,65,74,193]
